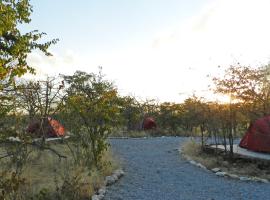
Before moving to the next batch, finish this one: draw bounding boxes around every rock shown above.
[251,177,261,182]
[259,178,269,183]
[118,169,125,177]
[196,163,207,170]
[189,160,197,165]
[216,172,227,177]
[227,174,239,179]
[211,168,221,173]
[92,195,99,200]
[105,176,116,186]
[98,187,106,195]
[112,173,119,181]
[114,169,124,178]
[239,176,251,181]
[97,194,104,200]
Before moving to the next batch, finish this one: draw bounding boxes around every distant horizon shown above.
[23,0,270,103]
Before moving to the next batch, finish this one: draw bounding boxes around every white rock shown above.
[239,176,251,181]
[112,173,118,180]
[189,160,197,165]
[114,169,124,178]
[91,195,99,200]
[216,172,227,177]
[105,176,116,186]
[98,187,106,195]
[211,168,221,173]
[227,174,239,179]
[259,178,269,183]
[97,194,104,200]
[251,177,261,182]
[197,163,207,170]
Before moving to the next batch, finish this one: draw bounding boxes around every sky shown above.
[23,0,270,103]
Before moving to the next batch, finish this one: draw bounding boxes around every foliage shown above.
[118,96,143,131]
[0,0,58,83]
[63,70,120,167]
[213,64,270,119]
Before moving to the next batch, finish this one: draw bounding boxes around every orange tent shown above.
[27,117,65,137]
[48,117,65,137]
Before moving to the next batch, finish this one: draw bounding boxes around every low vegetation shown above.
[0,139,118,199]
[182,139,270,180]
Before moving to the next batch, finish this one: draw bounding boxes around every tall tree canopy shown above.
[0,0,58,83]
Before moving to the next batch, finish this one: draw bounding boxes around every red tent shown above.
[143,117,157,130]
[27,117,65,137]
[239,115,270,152]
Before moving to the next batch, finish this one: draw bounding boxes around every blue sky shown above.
[25,0,270,102]
[26,0,208,54]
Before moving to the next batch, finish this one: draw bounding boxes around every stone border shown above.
[91,169,125,200]
[179,149,269,184]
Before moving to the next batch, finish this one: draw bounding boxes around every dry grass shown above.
[0,141,118,199]
[181,139,270,180]
[181,139,218,169]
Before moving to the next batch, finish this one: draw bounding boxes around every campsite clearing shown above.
[105,137,270,200]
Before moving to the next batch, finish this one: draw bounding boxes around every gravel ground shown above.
[105,137,270,200]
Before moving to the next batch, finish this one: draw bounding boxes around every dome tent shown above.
[142,117,157,130]
[27,117,65,137]
[239,115,270,152]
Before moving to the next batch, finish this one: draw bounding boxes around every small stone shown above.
[211,168,221,173]
[114,169,124,178]
[189,160,197,165]
[92,195,99,200]
[259,178,269,183]
[251,177,261,182]
[98,187,106,195]
[239,176,251,181]
[227,174,239,179]
[97,194,104,200]
[197,163,207,170]
[112,173,118,181]
[105,176,116,186]
[216,172,226,177]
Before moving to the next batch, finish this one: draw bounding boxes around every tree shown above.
[0,0,58,83]
[63,70,120,167]
[118,96,143,131]
[213,64,270,119]
[16,78,65,120]
[157,102,183,133]
[211,64,270,157]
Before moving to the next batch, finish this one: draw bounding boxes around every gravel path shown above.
[105,137,270,200]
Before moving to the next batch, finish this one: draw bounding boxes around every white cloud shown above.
[26,0,270,102]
